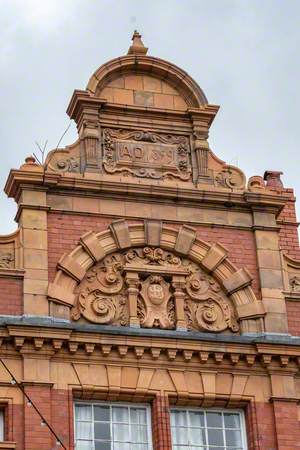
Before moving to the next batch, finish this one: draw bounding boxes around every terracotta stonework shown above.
[0,32,300,449]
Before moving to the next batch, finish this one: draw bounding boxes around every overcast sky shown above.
[0,0,299,234]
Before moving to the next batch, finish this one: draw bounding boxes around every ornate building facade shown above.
[0,32,300,450]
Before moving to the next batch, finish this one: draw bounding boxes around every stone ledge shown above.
[0,443,16,450]
[0,269,25,279]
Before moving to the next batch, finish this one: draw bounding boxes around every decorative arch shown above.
[48,220,265,333]
[86,55,208,108]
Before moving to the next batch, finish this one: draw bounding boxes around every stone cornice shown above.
[5,168,288,214]
[0,320,299,372]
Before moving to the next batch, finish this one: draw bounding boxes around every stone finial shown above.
[263,170,283,188]
[127,30,148,55]
[20,155,42,172]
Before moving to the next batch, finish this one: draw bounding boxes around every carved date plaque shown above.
[103,128,191,181]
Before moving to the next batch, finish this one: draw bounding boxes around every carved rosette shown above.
[103,128,192,181]
[71,246,239,333]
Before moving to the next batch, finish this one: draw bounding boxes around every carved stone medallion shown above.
[139,275,174,329]
[103,128,192,181]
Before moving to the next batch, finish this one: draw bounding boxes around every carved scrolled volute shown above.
[215,165,246,190]
[70,245,239,333]
[71,254,128,325]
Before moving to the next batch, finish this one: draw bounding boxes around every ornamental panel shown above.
[71,246,239,333]
[103,129,192,181]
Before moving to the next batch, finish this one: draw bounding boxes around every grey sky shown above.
[0,0,299,234]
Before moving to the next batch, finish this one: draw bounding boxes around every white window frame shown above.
[170,407,248,450]
[74,400,153,450]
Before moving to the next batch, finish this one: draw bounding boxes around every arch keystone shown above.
[145,220,162,246]
[174,225,196,255]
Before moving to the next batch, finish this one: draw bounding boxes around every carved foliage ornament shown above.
[0,252,14,269]
[290,276,300,293]
[103,128,192,181]
[71,246,239,333]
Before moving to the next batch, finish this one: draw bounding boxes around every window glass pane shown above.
[172,427,187,445]
[206,412,223,428]
[113,423,130,442]
[0,410,3,441]
[131,445,149,450]
[94,421,111,440]
[171,410,187,427]
[131,424,148,443]
[189,411,204,427]
[76,403,150,449]
[76,422,92,440]
[112,406,129,423]
[207,428,224,446]
[130,408,147,425]
[224,413,240,429]
[95,441,111,450]
[113,443,130,450]
[225,429,242,446]
[76,440,93,450]
[76,405,92,421]
[190,427,206,445]
[94,405,110,422]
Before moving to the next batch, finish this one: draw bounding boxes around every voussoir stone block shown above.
[47,283,75,307]
[201,243,228,272]
[223,268,253,294]
[57,254,86,282]
[236,302,265,319]
[174,225,196,255]
[80,231,106,261]
[145,220,162,246]
[109,219,131,249]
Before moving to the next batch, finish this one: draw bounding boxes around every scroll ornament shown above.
[71,247,239,333]
[215,165,245,189]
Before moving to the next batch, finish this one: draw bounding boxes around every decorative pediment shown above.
[48,220,265,334]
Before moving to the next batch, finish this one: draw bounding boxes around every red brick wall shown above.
[278,188,300,260]
[273,400,300,449]
[48,212,111,281]
[245,401,277,450]
[152,395,172,450]
[286,300,300,336]
[0,278,23,315]
[24,386,52,450]
[3,402,24,450]
[48,213,261,297]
